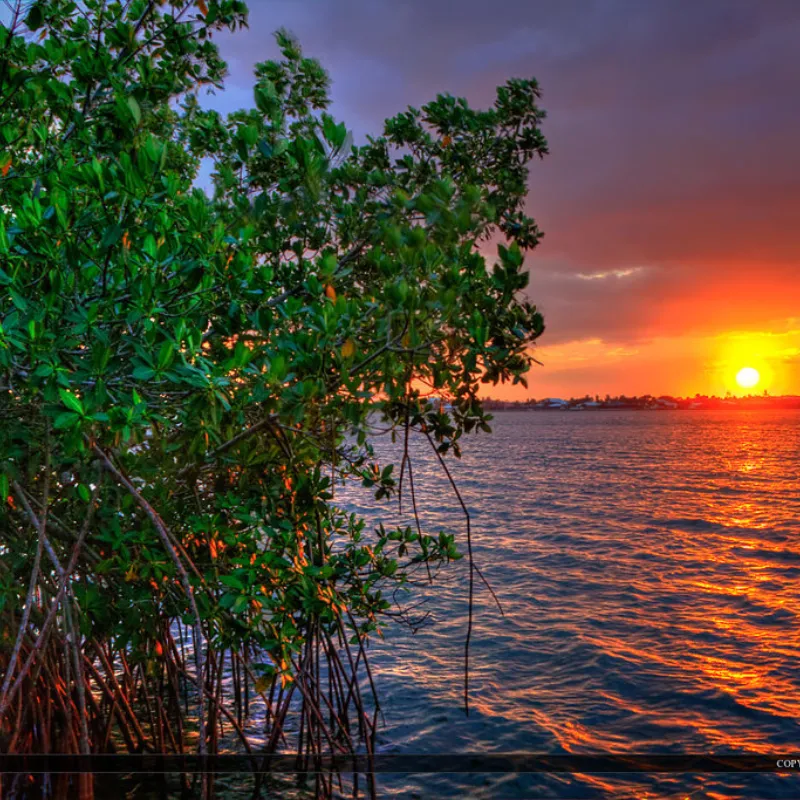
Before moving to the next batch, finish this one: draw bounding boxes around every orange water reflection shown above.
[348,410,800,798]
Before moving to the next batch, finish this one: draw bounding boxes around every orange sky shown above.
[487,324,800,402]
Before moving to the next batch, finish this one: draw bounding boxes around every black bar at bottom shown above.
[1,754,800,774]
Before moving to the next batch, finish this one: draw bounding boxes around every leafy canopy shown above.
[0,0,546,687]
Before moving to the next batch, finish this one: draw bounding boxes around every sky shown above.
[209,1,799,399]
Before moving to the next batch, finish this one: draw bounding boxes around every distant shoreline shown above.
[483,396,800,412]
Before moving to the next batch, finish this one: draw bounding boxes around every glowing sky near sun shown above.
[207,0,800,399]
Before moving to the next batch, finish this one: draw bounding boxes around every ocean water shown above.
[340,410,800,799]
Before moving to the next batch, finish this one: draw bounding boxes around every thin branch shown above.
[0,479,100,712]
[90,441,208,757]
[422,428,474,716]
[349,316,409,377]
[176,415,278,478]
[0,476,48,715]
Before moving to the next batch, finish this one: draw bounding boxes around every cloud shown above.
[576,267,645,281]
[209,0,800,376]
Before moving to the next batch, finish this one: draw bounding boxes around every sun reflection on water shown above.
[340,409,800,798]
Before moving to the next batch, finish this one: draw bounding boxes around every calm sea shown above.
[341,409,800,799]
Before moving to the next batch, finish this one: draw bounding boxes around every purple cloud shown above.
[209,0,800,348]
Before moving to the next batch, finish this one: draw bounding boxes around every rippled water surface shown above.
[340,410,800,799]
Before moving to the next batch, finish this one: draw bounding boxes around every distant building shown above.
[539,398,569,409]
[655,398,678,409]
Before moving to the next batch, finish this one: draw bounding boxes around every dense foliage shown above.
[0,1,546,797]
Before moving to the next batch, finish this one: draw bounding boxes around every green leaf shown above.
[157,342,175,370]
[53,411,81,430]
[127,96,142,126]
[322,115,347,149]
[254,81,277,115]
[219,593,237,610]
[132,365,155,380]
[214,390,231,410]
[269,354,286,380]
[254,674,273,694]
[101,224,123,250]
[8,289,27,311]
[25,2,44,31]
[58,389,84,415]
[232,595,249,614]
[143,234,158,259]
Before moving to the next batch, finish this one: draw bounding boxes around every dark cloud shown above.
[213,0,800,348]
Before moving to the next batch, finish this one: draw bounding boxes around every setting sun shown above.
[736,366,760,389]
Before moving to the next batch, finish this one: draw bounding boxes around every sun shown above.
[736,366,760,389]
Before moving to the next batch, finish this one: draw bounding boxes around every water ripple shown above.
[339,410,800,798]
